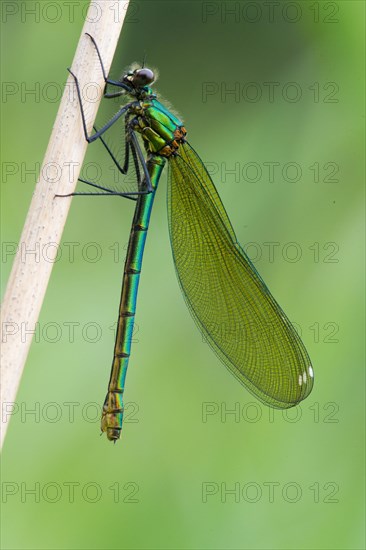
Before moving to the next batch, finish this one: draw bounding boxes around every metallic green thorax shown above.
[101,99,185,441]
[131,99,186,157]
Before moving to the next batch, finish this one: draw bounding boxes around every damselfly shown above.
[63,34,314,441]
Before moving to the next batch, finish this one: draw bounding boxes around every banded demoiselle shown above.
[64,34,314,441]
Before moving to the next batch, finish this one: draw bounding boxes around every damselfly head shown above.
[123,67,155,89]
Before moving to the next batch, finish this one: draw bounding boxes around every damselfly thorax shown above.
[129,99,187,157]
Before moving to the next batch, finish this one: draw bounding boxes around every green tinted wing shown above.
[167,142,313,408]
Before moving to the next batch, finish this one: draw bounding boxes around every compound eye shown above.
[133,68,155,87]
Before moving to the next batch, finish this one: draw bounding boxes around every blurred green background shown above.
[1,1,364,549]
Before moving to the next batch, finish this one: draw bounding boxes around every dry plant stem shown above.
[0,0,130,449]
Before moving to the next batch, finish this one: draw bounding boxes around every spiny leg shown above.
[130,137,141,186]
[94,117,131,176]
[85,32,130,98]
[128,129,154,192]
[94,118,153,193]
[55,139,147,199]
[68,67,136,143]
[57,192,129,198]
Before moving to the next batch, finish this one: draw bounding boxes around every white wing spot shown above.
[309,365,314,378]
[298,374,303,386]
